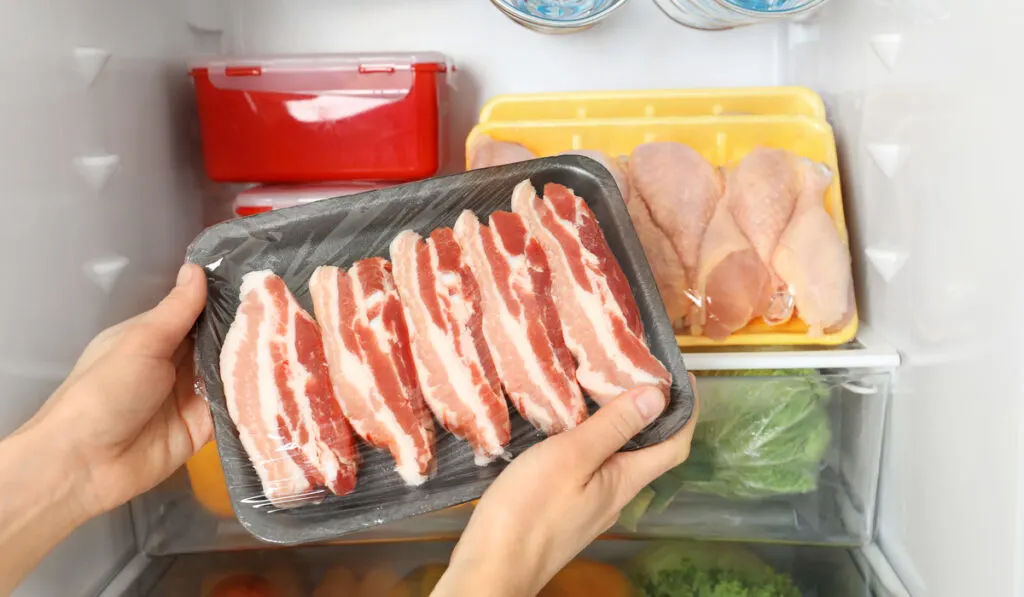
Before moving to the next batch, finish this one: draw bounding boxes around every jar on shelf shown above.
[653,0,829,30]
[491,0,631,33]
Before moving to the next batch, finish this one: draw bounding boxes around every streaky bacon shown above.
[310,260,436,486]
[390,228,511,465]
[454,210,588,434]
[511,181,671,404]
[220,271,359,508]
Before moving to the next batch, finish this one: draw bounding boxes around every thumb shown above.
[122,263,207,359]
[562,385,667,473]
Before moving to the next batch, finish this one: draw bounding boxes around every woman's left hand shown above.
[36,263,214,517]
[1,263,212,596]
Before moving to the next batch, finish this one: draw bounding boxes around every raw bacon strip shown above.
[310,260,436,486]
[220,271,359,507]
[454,210,588,435]
[390,228,511,465]
[512,181,671,404]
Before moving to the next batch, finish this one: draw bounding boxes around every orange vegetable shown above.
[186,441,235,518]
[538,560,633,597]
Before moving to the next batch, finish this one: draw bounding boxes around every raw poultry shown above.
[772,160,855,336]
[628,142,725,310]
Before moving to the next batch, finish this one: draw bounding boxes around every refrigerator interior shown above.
[134,360,896,554]
[2,1,1019,596]
[101,540,910,597]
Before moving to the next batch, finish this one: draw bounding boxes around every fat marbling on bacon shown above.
[220,271,359,508]
[309,259,436,486]
[454,210,588,435]
[390,228,511,465]
[512,181,671,404]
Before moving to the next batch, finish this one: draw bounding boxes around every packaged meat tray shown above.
[190,52,451,183]
[186,156,695,544]
[466,114,858,347]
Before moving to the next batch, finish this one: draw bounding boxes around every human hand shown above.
[24,263,213,518]
[433,378,700,597]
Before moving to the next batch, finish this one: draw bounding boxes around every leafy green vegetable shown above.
[630,542,800,597]
[682,369,831,500]
[622,370,832,524]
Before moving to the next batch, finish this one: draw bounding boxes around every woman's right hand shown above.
[432,377,699,597]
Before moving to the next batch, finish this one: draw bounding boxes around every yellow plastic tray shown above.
[478,87,827,123]
[466,114,857,347]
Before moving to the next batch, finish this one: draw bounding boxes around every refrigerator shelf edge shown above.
[681,325,900,371]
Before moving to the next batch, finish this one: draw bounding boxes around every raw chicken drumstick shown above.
[628,142,724,318]
[772,161,855,336]
[725,147,804,325]
[694,195,772,340]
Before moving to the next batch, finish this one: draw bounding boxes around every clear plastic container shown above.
[190,53,451,183]
[491,0,631,32]
[653,0,830,30]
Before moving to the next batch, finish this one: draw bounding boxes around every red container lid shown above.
[189,52,451,95]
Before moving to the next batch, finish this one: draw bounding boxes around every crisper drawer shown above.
[133,348,894,552]
[620,368,891,546]
[105,540,907,597]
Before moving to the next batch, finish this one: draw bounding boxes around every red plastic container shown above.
[190,53,451,183]
[233,182,394,217]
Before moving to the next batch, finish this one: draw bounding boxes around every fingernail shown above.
[634,387,666,422]
[176,264,193,287]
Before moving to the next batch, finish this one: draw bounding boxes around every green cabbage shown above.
[682,369,831,500]
[630,541,800,597]
[620,370,831,527]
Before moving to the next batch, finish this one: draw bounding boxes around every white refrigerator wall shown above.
[2,0,1020,596]
[1,0,202,595]
[800,0,1024,595]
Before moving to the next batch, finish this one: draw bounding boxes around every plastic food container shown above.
[190,53,451,183]
[491,0,631,32]
[187,157,695,543]
[653,0,831,30]
[233,182,393,218]
[466,115,857,347]
[478,87,827,122]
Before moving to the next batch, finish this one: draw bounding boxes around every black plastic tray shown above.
[187,156,695,544]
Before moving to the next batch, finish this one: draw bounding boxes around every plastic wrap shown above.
[465,113,858,346]
[187,156,694,544]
